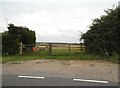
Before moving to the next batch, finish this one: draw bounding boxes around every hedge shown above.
[2,24,36,55]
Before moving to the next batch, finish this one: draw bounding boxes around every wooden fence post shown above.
[20,42,22,55]
[68,44,70,51]
[80,43,84,52]
[80,43,82,52]
[49,44,52,55]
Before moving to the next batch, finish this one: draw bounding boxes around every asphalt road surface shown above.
[2,74,118,86]
[2,60,119,87]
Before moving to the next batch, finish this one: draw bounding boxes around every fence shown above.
[19,42,85,55]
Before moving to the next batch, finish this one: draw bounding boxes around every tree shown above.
[81,6,120,55]
[8,24,36,45]
[2,24,36,55]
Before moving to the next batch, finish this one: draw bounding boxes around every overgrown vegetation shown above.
[81,6,120,56]
[2,24,36,55]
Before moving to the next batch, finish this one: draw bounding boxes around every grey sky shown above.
[0,0,119,43]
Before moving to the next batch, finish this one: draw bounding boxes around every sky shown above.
[0,0,119,43]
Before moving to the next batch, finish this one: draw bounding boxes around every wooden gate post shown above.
[49,44,52,55]
[20,42,22,55]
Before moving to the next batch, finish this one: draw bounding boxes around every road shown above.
[2,74,118,86]
[2,60,119,86]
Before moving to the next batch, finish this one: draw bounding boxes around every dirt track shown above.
[2,60,118,82]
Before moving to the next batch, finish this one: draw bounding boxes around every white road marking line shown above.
[73,78,108,84]
[18,76,45,79]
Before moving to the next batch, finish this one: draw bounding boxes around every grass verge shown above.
[2,49,119,64]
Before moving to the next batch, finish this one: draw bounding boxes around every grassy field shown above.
[2,48,119,64]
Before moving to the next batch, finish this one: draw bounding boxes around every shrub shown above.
[2,24,36,55]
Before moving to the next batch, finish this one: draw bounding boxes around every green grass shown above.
[2,49,119,64]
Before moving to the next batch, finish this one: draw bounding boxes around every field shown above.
[2,44,119,64]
